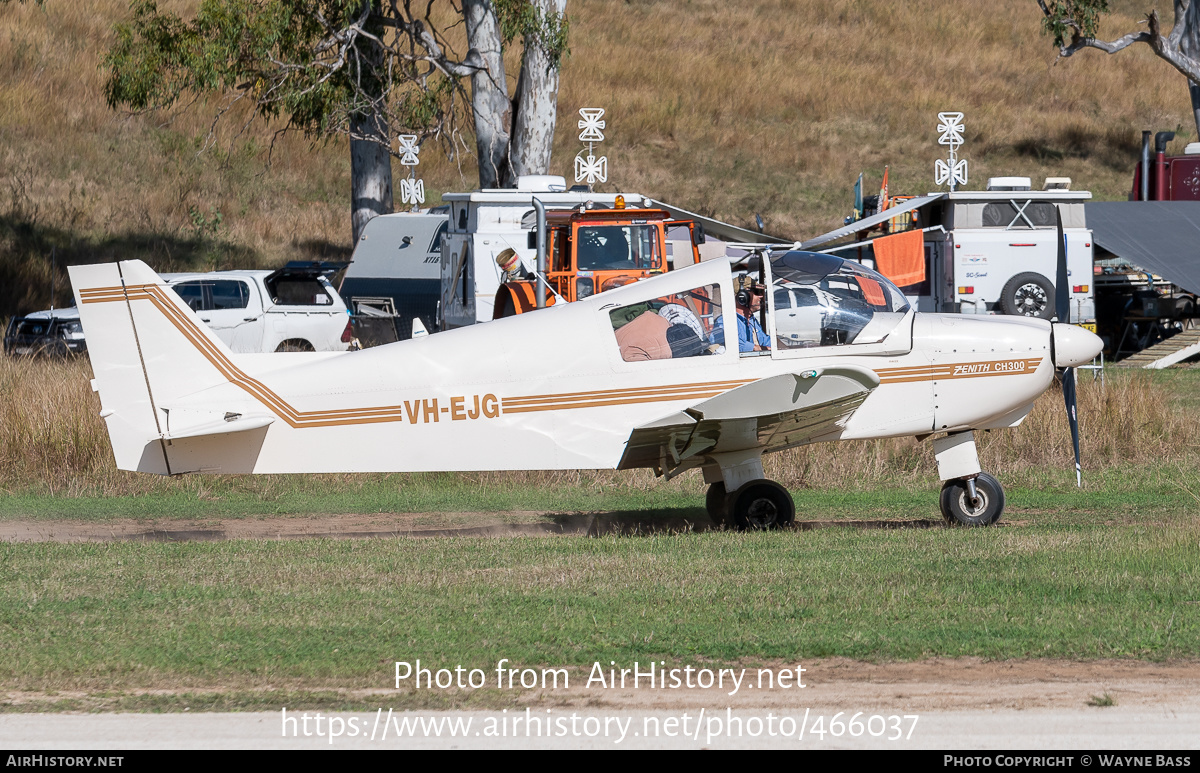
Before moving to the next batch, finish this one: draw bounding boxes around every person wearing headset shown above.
[711,275,771,353]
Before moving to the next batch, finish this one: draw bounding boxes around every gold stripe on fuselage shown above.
[875,358,1043,385]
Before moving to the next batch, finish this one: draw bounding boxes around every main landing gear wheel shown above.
[730,480,795,531]
[705,482,729,527]
[939,472,1005,526]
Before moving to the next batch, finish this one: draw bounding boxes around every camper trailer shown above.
[338,208,449,345]
[804,177,1096,329]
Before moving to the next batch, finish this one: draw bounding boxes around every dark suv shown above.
[3,308,87,356]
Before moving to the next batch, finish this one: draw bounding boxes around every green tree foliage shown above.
[494,0,568,71]
[103,1,469,154]
[101,0,570,238]
[1038,0,1110,48]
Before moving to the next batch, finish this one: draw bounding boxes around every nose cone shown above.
[1052,323,1103,368]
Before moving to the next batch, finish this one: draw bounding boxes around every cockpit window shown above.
[769,251,909,348]
[609,284,723,362]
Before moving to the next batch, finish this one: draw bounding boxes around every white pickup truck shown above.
[163,264,353,353]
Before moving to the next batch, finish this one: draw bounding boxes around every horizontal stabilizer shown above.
[160,415,274,475]
[162,415,275,441]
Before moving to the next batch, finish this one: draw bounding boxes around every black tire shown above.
[998,273,1055,320]
[730,480,795,531]
[939,472,1005,526]
[705,482,729,526]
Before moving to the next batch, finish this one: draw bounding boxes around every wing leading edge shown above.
[617,367,880,476]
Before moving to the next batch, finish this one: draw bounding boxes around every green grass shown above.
[0,690,472,714]
[2,460,1198,521]
[3,451,1197,713]
[0,472,683,519]
[1154,367,1200,413]
[1,522,1197,702]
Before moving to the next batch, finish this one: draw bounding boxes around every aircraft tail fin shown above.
[69,260,243,474]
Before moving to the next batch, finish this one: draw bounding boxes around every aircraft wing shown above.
[617,366,880,475]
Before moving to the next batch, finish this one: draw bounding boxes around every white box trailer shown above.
[803,177,1096,327]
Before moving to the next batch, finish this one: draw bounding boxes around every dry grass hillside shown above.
[1,0,1196,316]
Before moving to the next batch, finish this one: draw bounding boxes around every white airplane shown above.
[68,245,1101,529]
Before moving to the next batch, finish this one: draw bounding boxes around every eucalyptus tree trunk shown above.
[511,0,566,179]
[350,110,394,243]
[349,4,394,243]
[464,0,513,188]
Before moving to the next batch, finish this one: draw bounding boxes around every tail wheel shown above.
[705,482,730,526]
[939,472,1005,526]
[730,480,795,531]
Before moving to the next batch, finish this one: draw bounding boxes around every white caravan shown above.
[804,177,1097,329]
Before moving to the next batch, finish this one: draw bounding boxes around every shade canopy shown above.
[1086,201,1200,296]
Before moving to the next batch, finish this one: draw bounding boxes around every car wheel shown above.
[730,480,795,531]
[998,273,1055,320]
[939,472,1005,526]
[275,339,314,352]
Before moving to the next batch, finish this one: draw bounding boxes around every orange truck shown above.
[492,196,703,317]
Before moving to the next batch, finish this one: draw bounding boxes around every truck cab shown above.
[493,200,702,317]
[438,177,647,330]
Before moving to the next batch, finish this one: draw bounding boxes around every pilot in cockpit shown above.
[711,274,771,353]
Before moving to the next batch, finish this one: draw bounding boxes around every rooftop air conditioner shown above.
[516,175,568,193]
[986,177,1032,191]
